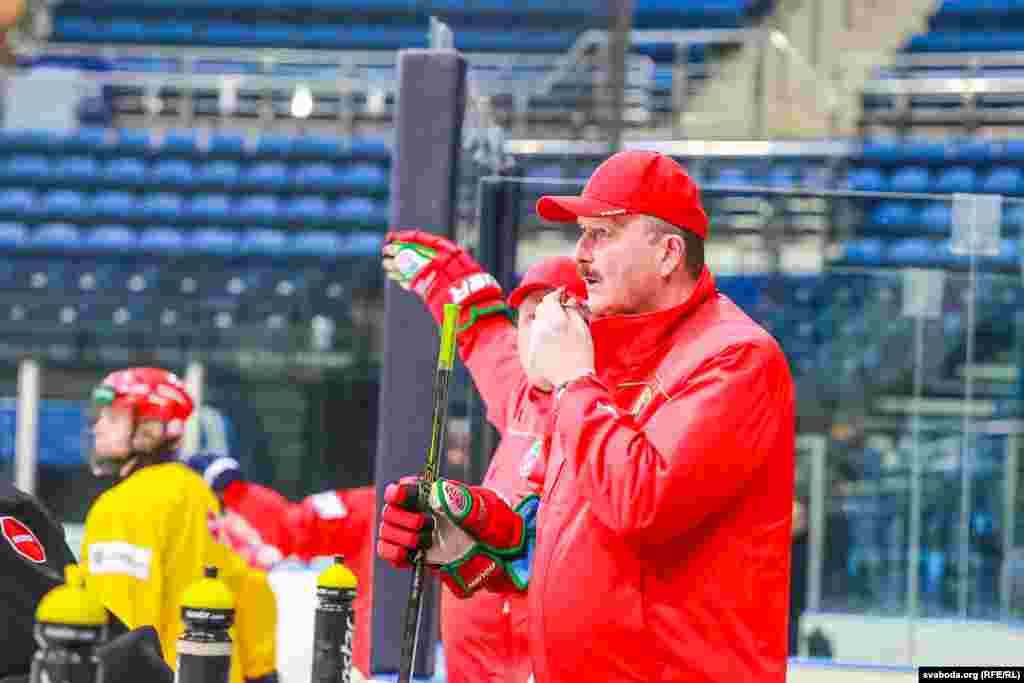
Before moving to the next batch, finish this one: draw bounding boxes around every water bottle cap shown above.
[35,563,109,626]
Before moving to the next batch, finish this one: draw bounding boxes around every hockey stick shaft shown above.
[397,303,460,683]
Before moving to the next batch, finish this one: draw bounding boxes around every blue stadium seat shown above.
[980,166,1023,195]
[0,129,57,153]
[102,157,148,186]
[347,137,390,161]
[0,222,27,250]
[715,167,752,187]
[296,163,342,192]
[860,138,905,164]
[239,228,288,256]
[30,223,82,251]
[845,167,885,192]
[990,239,1019,269]
[62,127,109,154]
[334,197,384,226]
[255,133,295,159]
[78,301,154,347]
[934,239,971,268]
[339,232,384,258]
[139,226,186,253]
[1003,204,1024,235]
[84,225,137,251]
[889,166,931,193]
[871,201,915,231]
[208,131,247,157]
[290,231,344,257]
[949,137,995,165]
[283,196,330,224]
[141,192,184,222]
[934,166,976,193]
[186,194,232,223]
[290,135,341,161]
[194,160,240,189]
[191,227,238,256]
[151,159,195,188]
[4,155,52,183]
[236,195,280,223]
[999,139,1024,163]
[0,188,35,215]
[54,156,100,184]
[40,190,85,220]
[887,238,937,267]
[921,202,953,234]
[242,162,290,191]
[115,129,152,155]
[338,163,388,193]
[765,166,799,188]
[160,129,199,156]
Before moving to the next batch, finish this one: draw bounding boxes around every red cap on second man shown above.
[535,150,709,239]
[508,256,586,309]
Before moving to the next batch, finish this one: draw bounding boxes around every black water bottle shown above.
[30,563,109,683]
[311,555,358,683]
[175,566,234,683]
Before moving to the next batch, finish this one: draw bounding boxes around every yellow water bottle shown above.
[31,564,109,683]
[311,555,358,683]
[176,565,234,683]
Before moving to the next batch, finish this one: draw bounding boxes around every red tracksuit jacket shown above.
[524,268,795,682]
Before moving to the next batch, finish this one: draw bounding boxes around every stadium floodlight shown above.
[291,85,314,119]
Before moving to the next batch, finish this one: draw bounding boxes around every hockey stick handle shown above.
[397,303,460,683]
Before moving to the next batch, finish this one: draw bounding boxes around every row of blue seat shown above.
[523,161,835,189]
[57,0,751,14]
[856,138,1024,164]
[905,30,1024,52]
[836,237,1021,268]
[0,189,388,227]
[54,19,582,53]
[846,166,1024,195]
[0,156,389,194]
[0,127,390,162]
[0,223,384,258]
[866,201,1024,234]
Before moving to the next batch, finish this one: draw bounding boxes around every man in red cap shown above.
[379,231,585,683]
[378,151,796,682]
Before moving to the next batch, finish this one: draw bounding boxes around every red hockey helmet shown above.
[508,256,587,309]
[91,367,194,439]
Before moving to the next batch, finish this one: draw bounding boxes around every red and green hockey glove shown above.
[381,229,511,332]
[376,477,538,598]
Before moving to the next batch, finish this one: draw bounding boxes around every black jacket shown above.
[0,480,171,683]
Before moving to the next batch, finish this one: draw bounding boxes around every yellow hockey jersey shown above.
[82,462,277,683]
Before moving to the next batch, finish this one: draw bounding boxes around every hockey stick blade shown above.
[397,303,459,683]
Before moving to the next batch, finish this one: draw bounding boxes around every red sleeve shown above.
[457,315,525,435]
[286,488,376,562]
[552,342,794,545]
[221,480,294,558]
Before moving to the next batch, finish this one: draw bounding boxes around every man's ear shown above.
[658,232,685,278]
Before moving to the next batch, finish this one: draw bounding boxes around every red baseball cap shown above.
[535,150,709,239]
[508,255,586,309]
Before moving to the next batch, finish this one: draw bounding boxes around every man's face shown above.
[516,288,554,391]
[574,215,666,317]
[92,406,134,462]
[91,406,167,477]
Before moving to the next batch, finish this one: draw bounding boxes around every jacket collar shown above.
[590,267,718,379]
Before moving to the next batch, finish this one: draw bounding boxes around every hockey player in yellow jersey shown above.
[81,367,279,683]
